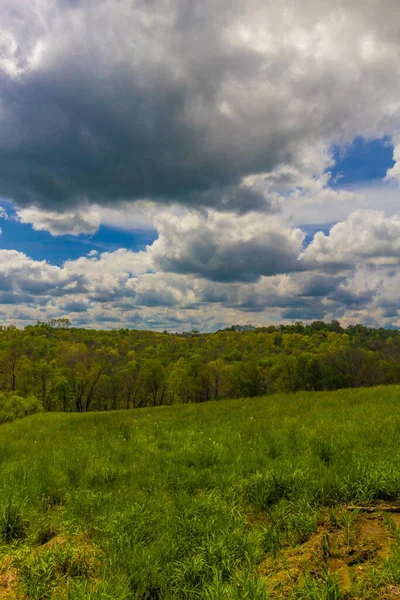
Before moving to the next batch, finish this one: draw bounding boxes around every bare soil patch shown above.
[258,503,400,598]
[0,557,20,599]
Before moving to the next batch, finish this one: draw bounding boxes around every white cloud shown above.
[385,133,400,184]
[5,201,400,330]
[150,209,305,282]
[17,206,101,236]
[15,201,163,236]
[303,210,400,268]
[97,202,160,231]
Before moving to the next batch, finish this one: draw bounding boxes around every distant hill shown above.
[0,320,400,411]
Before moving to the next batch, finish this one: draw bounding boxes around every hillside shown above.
[1,320,400,414]
[1,386,400,598]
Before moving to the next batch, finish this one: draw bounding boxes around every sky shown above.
[2,1,400,331]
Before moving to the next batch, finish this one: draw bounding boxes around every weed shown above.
[0,501,27,544]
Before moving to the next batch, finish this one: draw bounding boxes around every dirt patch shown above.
[0,557,20,599]
[358,514,391,559]
[327,557,351,590]
[378,584,400,600]
[39,534,66,550]
[386,585,400,598]
[390,513,400,528]
[258,504,400,598]
[260,531,324,593]
[359,517,386,541]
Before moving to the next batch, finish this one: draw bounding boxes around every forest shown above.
[1,319,400,417]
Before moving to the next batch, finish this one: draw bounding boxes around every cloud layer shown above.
[2,0,400,329]
[151,211,305,282]
[0,207,398,330]
[2,0,400,212]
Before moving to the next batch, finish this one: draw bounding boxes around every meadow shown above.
[1,386,400,598]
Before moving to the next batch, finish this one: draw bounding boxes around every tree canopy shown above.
[0,320,399,412]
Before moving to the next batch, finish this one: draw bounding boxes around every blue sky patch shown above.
[301,223,335,247]
[0,216,158,265]
[329,136,394,187]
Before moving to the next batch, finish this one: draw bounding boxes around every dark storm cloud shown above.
[281,305,328,321]
[151,212,306,283]
[61,300,90,312]
[0,275,13,292]
[379,303,399,318]
[156,237,306,283]
[297,275,346,297]
[330,288,376,308]
[94,313,124,323]
[0,65,283,212]
[133,290,178,308]
[18,278,65,295]
[3,0,400,213]
[0,3,283,213]
[229,293,325,314]
[0,292,35,305]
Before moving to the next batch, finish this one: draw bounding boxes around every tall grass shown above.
[0,386,400,598]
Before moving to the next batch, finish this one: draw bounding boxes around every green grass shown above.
[1,386,400,598]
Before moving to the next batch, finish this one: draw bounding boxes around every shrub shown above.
[0,393,42,424]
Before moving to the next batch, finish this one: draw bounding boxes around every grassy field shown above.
[1,387,400,598]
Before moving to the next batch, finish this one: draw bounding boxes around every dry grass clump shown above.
[0,556,20,599]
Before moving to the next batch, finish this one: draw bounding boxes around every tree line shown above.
[0,320,400,412]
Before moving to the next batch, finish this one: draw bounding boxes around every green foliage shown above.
[1,319,400,413]
[0,500,27,543]
[0,392,42,424]
[293,572,344,600]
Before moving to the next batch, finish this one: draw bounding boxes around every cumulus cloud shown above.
[385,133,400,185]
[1,0,400,213]
[0,236,395,330]
[16,205,101,236]
[5,200,400,330]
[96,201,161,232]
[303,210,400,268]
[0,247,149,301]
[14,201,165,236]
[150,210,305,282]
